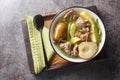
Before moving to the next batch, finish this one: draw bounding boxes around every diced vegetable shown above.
[61,40,68,43]
[69,22,76,38]
[70,37,81,44]
[94,19,101,43]
[67,22,71,40]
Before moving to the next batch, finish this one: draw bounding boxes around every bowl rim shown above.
[49,6,106,63]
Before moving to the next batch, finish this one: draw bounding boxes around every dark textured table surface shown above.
[0,0,120,80]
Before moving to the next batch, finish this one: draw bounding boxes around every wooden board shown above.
[21,6,107,73]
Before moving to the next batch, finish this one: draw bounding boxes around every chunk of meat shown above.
[59,42,72,54]
[86,22,91,27]
[82,27,90,33]
[74,27,90,38]
[64,9,78,20]
[76,17,85,28]
[80,32,89,41]
[64,9,73,19]
[76,17,91,28]
[72,14,78,20]
[60,42,79,57]
[84,19,89,23]
[74,32,81,38]
[72,44,79,57]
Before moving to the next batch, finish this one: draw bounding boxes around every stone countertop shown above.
[0,0,120,80]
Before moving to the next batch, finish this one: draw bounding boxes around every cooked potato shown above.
[53,22,67,42]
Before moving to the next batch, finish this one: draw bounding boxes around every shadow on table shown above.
[35,58,113,80]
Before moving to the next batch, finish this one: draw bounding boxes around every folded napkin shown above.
[27,16,54,74]
[42,27,55,61]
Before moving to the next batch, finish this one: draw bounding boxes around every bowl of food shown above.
[49,6,106,63]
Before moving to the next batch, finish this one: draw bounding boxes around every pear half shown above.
[78,42,98,60]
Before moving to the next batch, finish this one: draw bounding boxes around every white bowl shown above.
[49,6,106,63]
